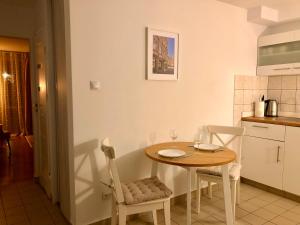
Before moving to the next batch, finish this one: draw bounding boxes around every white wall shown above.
[68,0,265,224]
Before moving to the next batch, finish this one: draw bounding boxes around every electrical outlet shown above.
[102,191,112,200]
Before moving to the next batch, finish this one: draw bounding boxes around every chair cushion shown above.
[196,163,241,181]
[121,176,172,205]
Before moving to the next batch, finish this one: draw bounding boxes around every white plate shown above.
[194,143,221,151]
[158,149,186,158]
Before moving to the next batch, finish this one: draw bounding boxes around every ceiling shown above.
[218,0,300,24]
[217,0,299,10]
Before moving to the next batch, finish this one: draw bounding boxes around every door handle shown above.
[274,68,291,70]
[34,104,38,112]
[252,125,269,129]
[277,146,280,163]
[294,67,300,69]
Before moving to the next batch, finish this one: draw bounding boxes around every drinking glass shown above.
[194,139,201,149]
[170,129,178,141]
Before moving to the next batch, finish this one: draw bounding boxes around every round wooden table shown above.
[144,142,236,225]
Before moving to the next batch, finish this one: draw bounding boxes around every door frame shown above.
[51,0,75,223]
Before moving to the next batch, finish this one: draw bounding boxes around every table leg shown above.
[186,167,192,225]
[222,164,234,225]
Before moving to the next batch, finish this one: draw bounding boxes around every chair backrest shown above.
[207,125,245,163]
[101,138,124,203]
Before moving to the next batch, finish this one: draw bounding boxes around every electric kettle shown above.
[265,99,278,117]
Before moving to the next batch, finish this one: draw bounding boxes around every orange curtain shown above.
[0,51,32,135]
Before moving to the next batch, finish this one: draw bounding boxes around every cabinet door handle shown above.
[294,67,300,69]
[274,68,291,71]
[252,125,269,129]
[277,146,280,163]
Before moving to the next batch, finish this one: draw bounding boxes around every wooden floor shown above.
[0,136,33,186]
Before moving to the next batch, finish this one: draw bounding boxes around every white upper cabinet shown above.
[257,30,300,76]
[258,31,293,47]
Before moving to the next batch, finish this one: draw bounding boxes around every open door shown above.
[34,36,52,197]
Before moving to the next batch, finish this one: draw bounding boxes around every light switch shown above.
[90,81,101,90]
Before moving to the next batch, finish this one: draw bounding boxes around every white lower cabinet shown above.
[283,126,300,196]
[242,121,300,196]
[242,136,284,190]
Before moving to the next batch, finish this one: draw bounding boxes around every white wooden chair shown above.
[196,125,245,218]
[101,138,172,225]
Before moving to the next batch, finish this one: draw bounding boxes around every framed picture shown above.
[147,28,179,80]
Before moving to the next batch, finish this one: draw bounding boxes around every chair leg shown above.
[111,198,117,225]
[231,180,237,219]
[118,205,126,225]
[196,176,202,215]
[236,178,241,205]
[152,210,158,225]
[7,139,12,158]
[208,182,212,199]
[163,199,171,225]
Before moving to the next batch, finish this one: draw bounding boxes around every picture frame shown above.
[147,28,179,80]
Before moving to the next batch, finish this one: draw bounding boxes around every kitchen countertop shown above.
[241,116,300,127]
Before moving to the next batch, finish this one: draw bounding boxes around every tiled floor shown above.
[0,137,69,225]
[2,138,300,225]
[126,183,300,225]
[0,181,70,225]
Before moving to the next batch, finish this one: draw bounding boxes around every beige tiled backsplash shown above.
[233,75,268,126]
[268,75,300,113]
[234,74,300,126]
[268,76,281,90]
[282,76,297,90]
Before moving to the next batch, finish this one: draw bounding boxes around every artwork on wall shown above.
[147,28,179,80]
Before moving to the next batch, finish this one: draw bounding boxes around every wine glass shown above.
[194,133,201,148]
[194,138,201,149]
[170,129,178,141]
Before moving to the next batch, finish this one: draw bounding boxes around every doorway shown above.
[0,36,34,185]
[0,0,73,222]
